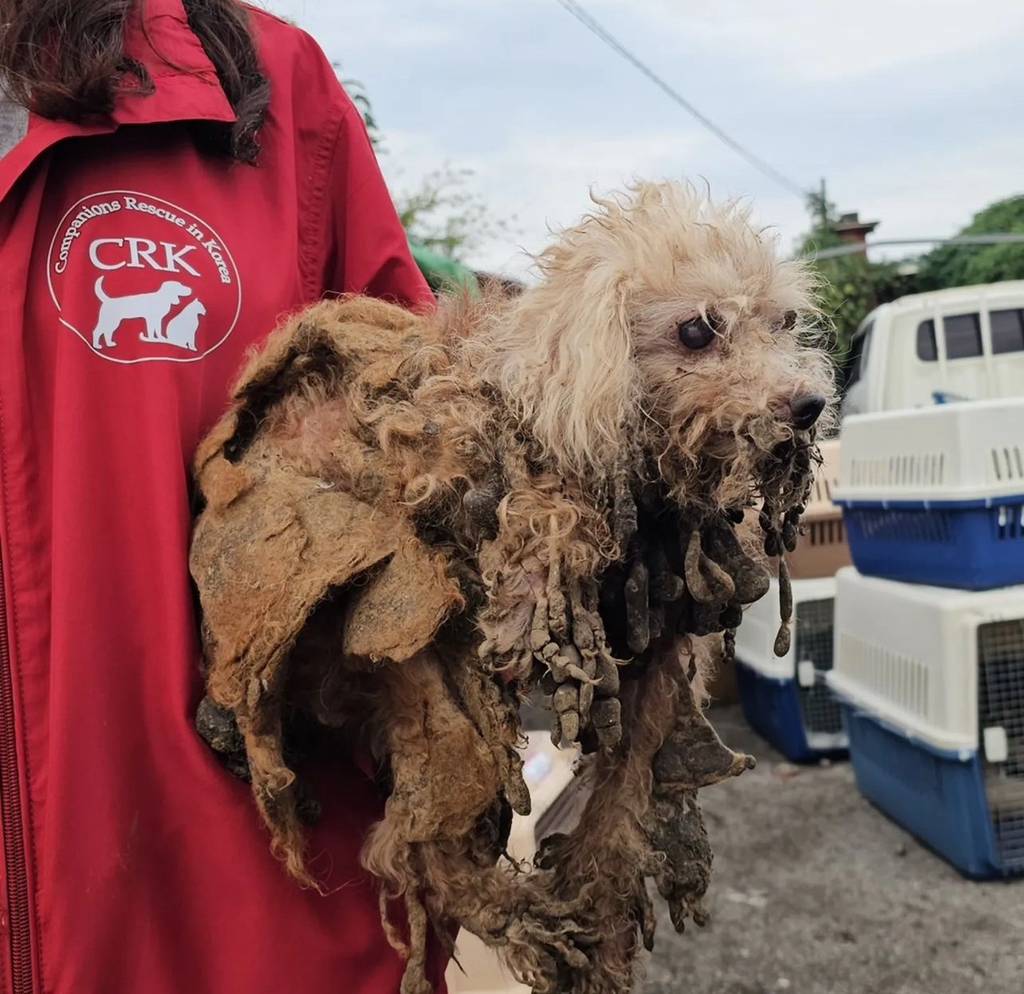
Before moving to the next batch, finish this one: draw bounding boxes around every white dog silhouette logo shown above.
[91,276,200,350]
[49,191,241,365]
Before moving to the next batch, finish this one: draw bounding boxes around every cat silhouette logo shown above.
[47,191,241,364]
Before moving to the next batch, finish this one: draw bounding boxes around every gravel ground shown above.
[643,705,1024,994]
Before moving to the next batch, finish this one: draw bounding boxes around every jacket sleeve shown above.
[319,99,435,311]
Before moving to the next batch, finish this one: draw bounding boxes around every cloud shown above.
[579,0,1024,83]
[263,0,1024,280]
[381,124,725,277]
[257,0,485,50]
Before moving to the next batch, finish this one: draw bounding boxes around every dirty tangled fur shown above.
[190,182,832,994]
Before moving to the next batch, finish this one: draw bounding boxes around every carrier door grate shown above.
[993,503,1024,542]
[795,598,844,736]
[978,619,1024,871]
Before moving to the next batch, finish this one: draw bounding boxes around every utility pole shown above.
[818,178,829,231]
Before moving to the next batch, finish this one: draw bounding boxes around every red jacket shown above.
[0,3,441,992]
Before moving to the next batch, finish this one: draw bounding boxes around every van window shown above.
[944,313,983,359]
[991,308,1024,354]
[916,319,938,361]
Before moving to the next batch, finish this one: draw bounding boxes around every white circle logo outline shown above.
[47,190,243,366]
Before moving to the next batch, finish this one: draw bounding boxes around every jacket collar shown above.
[0,0,237,202]
[116,0,236,126]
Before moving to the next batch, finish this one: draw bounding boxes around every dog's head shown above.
[483,181,836,511]
[163,281,193,303]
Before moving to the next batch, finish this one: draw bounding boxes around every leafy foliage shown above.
[395,165,513,261]
[334,64,382,150]
[798,192,911,365]
[917,195,1024,290]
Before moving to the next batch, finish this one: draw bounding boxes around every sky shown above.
[260,0,1024,279]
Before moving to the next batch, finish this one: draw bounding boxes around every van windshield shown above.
[846,320,874,386]
[916,320,938,361]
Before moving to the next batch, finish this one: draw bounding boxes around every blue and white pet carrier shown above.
[835,398,1024,590]
[734,577,846,763]
[828,567,1024,879]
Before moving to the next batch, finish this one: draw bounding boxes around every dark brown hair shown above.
[0,0,270,162]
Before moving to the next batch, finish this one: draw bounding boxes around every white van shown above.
[842,280,1024,417]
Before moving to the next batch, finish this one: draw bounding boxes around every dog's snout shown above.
[789,394,826,430]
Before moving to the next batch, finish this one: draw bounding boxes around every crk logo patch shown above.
[47,191,241,364]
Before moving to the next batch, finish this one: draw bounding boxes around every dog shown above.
[90,277,192,349]
[161,299,207,352]
[190,181,836,994]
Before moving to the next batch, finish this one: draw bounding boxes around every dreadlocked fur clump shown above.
[190,180,836,993]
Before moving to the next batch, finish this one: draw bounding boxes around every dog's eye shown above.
[677,316,718,351]
[780,310,799,332]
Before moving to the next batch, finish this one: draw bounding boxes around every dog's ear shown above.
[483,262,638,478]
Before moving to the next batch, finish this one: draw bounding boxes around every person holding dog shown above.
[0,2,439,992]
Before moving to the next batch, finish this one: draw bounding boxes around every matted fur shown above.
[190,181,836,993]
[471,183,834,501]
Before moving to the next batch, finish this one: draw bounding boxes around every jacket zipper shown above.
[0,546,32,994]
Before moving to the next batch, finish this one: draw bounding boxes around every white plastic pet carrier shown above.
[787,438,851,579]
[836,397,1024,505]
[835,398,1024,589]
[734,577,845,758]
[828,567,1024,875]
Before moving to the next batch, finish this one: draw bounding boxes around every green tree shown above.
[917,195,1024,290]
[334,65,382,150]
[798,191,916,372]
[395,164,513,261]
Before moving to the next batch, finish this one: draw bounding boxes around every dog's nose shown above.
[789,394,827,430]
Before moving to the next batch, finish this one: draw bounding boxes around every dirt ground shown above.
[642,705,1024,994]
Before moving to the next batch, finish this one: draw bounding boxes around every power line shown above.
[553,0,809,200]
[808,234,1024,261]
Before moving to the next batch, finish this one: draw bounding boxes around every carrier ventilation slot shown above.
[837,633,930,720]
[849,452,946,489]
[811,473,837,504]
[807,519,845,547]
[989,446,1024,484]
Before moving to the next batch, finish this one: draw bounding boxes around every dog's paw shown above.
[643,790,714,933]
